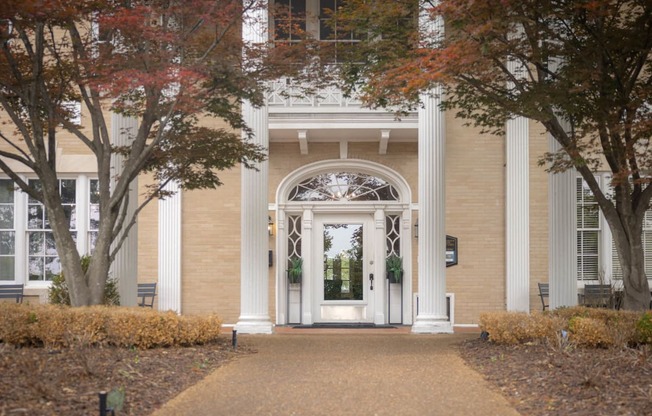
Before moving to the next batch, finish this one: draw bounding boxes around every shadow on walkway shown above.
[153,333,519,416]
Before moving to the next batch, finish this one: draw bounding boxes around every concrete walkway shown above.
[153,333,520,416]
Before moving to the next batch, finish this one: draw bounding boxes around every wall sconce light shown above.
[268,216,274,236]
[414,220,418,239]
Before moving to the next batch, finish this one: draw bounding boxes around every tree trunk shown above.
[41,184,89,306]
[87,217,114,305]
[609,215,651,311]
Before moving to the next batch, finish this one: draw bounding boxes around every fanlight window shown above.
[288,172,399,202]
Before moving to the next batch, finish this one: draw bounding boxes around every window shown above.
[576,177,600,280]
[386,214,400,257]
[89,179,99,252]
[28,179,77,281]
[577,175,652,283]
[288,172,399,202]
[274,0,307,41]
[318,0,362,62]
[0,180,15,281]
[272,0,363,63]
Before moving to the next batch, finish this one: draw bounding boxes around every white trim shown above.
[274,159,413,325]
[276,159,412,207]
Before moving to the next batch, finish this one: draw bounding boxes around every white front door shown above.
[313,214,375,322]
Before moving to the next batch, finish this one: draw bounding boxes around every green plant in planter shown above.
[288,257,303,284]
[386,254,403,284]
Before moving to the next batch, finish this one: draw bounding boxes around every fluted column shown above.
[548,136,577,308]
[158,181,182,312]
[110,113,138,307]
[506,116,530,311]
[413,89,451,334]
[236,1,272,333]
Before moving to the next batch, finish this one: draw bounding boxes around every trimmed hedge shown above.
[480,307,650,348]
[0,303,222,349]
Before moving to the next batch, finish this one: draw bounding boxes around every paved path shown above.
[153,333,520,416]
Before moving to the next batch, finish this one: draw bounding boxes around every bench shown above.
[137,283,157,308]
[0,284,24,303]
[583,284,612,308]
[537,282,549,311]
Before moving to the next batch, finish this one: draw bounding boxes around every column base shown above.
[235,316,274,334]
[411,315,453,334]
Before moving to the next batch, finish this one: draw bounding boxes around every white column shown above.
[548,136,578,308]
[413,89,452,334]
[373,209,385,325]
[236,1,272,333]
[158,181,182,313]
[506,116,530,311]
[301,209,313,325]
[110,113,138,307]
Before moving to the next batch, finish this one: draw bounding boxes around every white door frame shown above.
[312,213,375,323]
[274,160,413,326]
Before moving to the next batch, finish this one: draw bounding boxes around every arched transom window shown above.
[288,172,399,202]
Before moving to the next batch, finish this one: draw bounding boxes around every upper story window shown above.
[288,172,399,202]
[272,0,363,63]
[275,0,307,41]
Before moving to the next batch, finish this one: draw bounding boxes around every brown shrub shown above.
[568,317,612,348]
[0,303,222,349]
[480,307,649,348]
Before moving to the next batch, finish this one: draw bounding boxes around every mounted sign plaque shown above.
[446,235,458,267]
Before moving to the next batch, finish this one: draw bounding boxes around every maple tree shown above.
[333,0,652,310]
[0,0,289,306]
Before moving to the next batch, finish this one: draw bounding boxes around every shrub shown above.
[0,304,222,349]
[636,312,652,344]
[48,255,120,306]
[568,317,612,348]
[479,307,650,348]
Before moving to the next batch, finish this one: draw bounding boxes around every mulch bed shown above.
[460,339,652,416]
[0,337,254,415]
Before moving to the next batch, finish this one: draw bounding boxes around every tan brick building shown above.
[3,1,649,334]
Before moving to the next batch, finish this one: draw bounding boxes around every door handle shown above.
[369,273,374,291]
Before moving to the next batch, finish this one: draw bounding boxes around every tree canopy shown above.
[0,0,292,305]
[333,0,652,310]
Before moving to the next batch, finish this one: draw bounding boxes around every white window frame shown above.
[578,173,652,288]
[0,175,96,288]
[576,176,601,282]
[0,179,17,283]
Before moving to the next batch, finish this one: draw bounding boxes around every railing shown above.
[267,78,362,108]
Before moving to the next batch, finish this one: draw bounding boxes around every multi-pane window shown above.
[386,215,400,257]
[0,180,15,281]
[576,177,600,280]
[28,179,77,281]
[273,0,364,62]
[89,179,100,252]
[318,0,362,63]
[274,0,307,41]
[288,172,399,202]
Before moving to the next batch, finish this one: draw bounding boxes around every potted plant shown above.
[386,254,403,284]
[288,257,303,284]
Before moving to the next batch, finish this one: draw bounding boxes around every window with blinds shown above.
[578,175,652,283]
[576,177,600,280]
